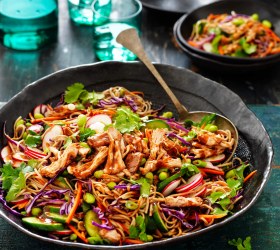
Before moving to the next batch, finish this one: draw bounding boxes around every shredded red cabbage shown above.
[92,206,114,230]
[167,132,191,146]
[25,167,69,214]
[157,117,190,134]
[114,184,141,191]
[97,97,138,112]
[161,205,194,229]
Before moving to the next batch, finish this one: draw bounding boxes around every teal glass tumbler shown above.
[68,0,94,26]
[92,0,142,61]
[0,0,58,50]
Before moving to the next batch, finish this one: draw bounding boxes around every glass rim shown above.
[91,0,142,21]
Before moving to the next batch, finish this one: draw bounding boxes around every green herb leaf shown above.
[5,172,26,202]
[228,236,252,250]
[181,163,199,177]
[80,91,104,105]
[137,178,151,198]
[207,191,225,204]
[113,106,144,133]
[24,133,42,148]
[129,225,139,239]
[129,216,148,242]
[211,207,228,216]
[65,83,86,103]
[1,163,20,190]
[79,128,95,142]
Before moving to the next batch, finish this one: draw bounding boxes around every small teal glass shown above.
[68,0,95,26]
[0,0,58,50]
[92,0,142,61]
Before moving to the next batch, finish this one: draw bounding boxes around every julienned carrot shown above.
[199,214,227,219]
[67,224,88,244]
[188,41,199,48]
[31,116,65,124]
[123,239,144,244]
[244,170,257,183]
[120,223,130,235]
[15,200,29,210]
[131,91,144,96]
[199,168,224,176]
[66,181,82,224]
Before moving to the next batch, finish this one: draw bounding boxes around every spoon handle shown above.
[116,28,188,116]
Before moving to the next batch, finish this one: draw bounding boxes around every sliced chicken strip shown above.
[68,146,108,179]
[40,143,79,178]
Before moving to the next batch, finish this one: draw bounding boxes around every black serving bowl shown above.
[0,62,273,249]
[174,15,280,72]
[175,0,280,67]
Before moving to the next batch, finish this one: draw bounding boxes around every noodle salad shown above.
[188,12,280,58]
[0,83,256,246]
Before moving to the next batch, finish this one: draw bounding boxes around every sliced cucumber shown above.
[45,212,78,224]
[22,217,64,231]
[152,204,168,233]
[84,210,101,237]
[44,205,61,213]
[145,119,170,130]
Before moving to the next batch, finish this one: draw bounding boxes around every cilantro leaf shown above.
[1,163,26,202]
[64,83,104,105]
[113,106,144,133]
[24,133,42,148]
[228,236,252,250]
[80,91,105,105]
[1,163,20,190]
[129,216,148,242]
[5,172,26,202]
[129,225,139,239]
[65,83,86,103]
[79,128,95,142]
[212,207,228,216]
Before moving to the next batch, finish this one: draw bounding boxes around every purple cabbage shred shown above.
[92,206,114,230]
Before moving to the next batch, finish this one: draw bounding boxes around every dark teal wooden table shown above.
[0,0,280,249]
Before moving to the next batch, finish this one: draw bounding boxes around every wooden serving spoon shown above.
[116,28,238,162]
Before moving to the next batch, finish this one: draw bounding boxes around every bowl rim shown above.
[0,61,274,249]
[176,0,280,63]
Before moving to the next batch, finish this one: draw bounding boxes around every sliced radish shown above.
[205,154,225,163]
[33,104,51,116]
[175,173,203,193]
[27,124,44,134]
[162,178,181,197]
[89,121,106,133]
[51,229,72,235]
[86,114,112,128]
[1,145,13,163]
[42,125,63,151]
[25,147,47,159]
[12,152,30,162]
[1,146,22,167]
[194,186,206,197]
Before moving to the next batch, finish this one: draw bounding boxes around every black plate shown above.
[140,0,220,14]
[176,0,280,64]
[173,15,280,72]
[0,62,273,249]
